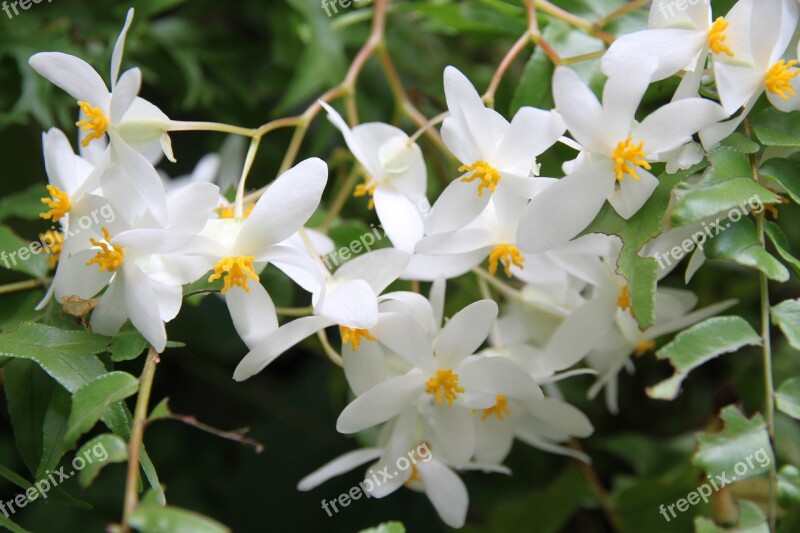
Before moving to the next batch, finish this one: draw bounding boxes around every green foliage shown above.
[776,378,800,421]
[772,300,800,351]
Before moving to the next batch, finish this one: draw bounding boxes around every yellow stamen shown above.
[481,394,510,421]
[488,244,524,277]
[708,17,734,57]
[635,340,655,357]
[354,180,377,210]
[618,285,631,312]
[764,197,789,219]
[612,137,650,182]
[86,227,124,272]
[459,160,500,196]
[425,369,464,406]
[208,256,259,294]
[216,204,254,219]
[339,326,376,351]
[405,464,421,487]
[765,60,799,100]
[76,101,108,147]
[40,230,65,269]
[40,185,71,222]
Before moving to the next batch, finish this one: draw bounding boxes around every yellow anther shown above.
[481,394,510,421]
[425,369,465,406]
[40,185,71,222]
[612,136,651,182]
[354,180,377,210]
[208,256,259,294]
[40,230,65,269]
[618,285,631,312]
[765,60,799,100]
[488,244,524,277]
[459,160,500,196]
[405,464,421,487]
[635,340,655,357]
[216,204,254,219]
[76,101,108,147]
[339,326,376,351]
[86,227,124,272]
[708,17,733,57]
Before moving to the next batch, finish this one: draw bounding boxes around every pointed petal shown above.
[494,107,565,175]
[335,373,427,433]
[371,311,434,369]
[89,276,128,336]
[543,293,617,371]
[334,248,409,294]
[527,398,594,438]
[602,60,657,143]
[602,29,706,81]
[124,264,167,352]
[28,52,109,107]
[343,341,386,395]
[434,300,497,368]
[430,405,475,468]
[372,188,424,253]
[225,281,278,348]
[425,177,492,235]
[634,98,729,155]
[110,8,135,87]
[319,279,378,329]
[458,356,543,402]
[110,68,141,125]
[443,66,503,157]
[552,67,606,153]
[417,459,469,529]
[297,448,383,491]
[607,167,659,219]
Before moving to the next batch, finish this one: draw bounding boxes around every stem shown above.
[121,346,160,532]
[0,278,49,295]
[321,165,362,232]
[483,32,531,107]
[317,329,344,367]
[569,439,623,533]
[235,137,261,218]
[167,120,257,137]
[596,0,648,28]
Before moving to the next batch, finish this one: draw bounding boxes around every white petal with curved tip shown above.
[458,356,543,402]
[166,182,220,234]
[443,66,502,156]
[602,29,705,82]
[425,177,492,235]
[237,158,327,253]
[602,60,656,143]
[225,282,278,349]
[648,299,737,339]
[543,293,617,371]
[552,67,606,153]
[430,405,475,468]
[335,248,409,294]
[441,117,481,164]
[370,311,434,369]
[108,131,168,224]
[54,248,113,302]
[607,167,659,220]
[233,316,332,381]
[527,397,594,437]
[43,128,94,195]
[415,228,494,256]
[713,62,764,115]
[297,448,383,492]
[767,78,800,112]
[417,459,469,529]
[152,281,181,323]
[517,161,615,253]
[401,249,487,281]
[434,300,497,368]
[336,373,427,433]
[494,107,565,175]
[318,279,378,329]
[634,98,729,155]
[343,341,386,396]
[111,8,135,87]
[475,415,515,465]
[110,68,141,125]
[29,52,110,108]
[89,275,128,336]
[123,264,167,352]
[372,188,424,253]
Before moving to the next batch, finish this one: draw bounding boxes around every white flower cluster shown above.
[29,0,798,527]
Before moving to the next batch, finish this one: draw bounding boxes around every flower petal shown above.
[319,279,378,329]
[297,448,383,492]
[634,98,729,155]
[425,177,492,235]
[552,66,606,153]
[123,264,167,352]
[334,248,409,294]
[28,52,110,107]
[110,8,135,87]
[343,341,386,396]
[225,281,278,348]
[494,107,565,175]
[417,459,469,529]
[434,300,497,368]
[607,167,660,219]
[372,187,424,253]
[110,68,141,125]
[336,373,428,433]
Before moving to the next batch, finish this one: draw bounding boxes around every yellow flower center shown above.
[339,326,376,351]
[40,185,71,222]
[208,256,259,294]
[708,17,733,56]
[612,136,650,182]
[488,244,524,277]
[405,464,422,488]
[86,227,124,272]
[460,160,500,196]
[618,285,631,311]
[635,340,655,357]
[425,369,465,406]
[40,230,65,269]
[353,180,377,210]
[765,60,799,100]
[215,204,254,219]
[481,394,510,421]
[76,101,109,147]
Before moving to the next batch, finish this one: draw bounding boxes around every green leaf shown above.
[0,514,32,533]
[776,377,800,421]
[0,224,50,278]
[0,323,111,392]
[670,178,778,227]
[358,523,406,533]
[76,434,128,488]
[759,158,800,204]
[148,397,172,422]
[705,145,753,182]
[182,271,223,296]
[779,465,800,509]
[648,317,760,400]
[65,372,139,449]
[0,184,48,222]
[693,406,774,484]
[128,504,230,533]
[694,500,769,532]
[764,222,800,277]
[704,218,790,282]
[0,464,32,491]
[772,299,800,351]
[35,384,71,480]
[751,108,800,148]
[111,331,149,362]
[717,133,761,154]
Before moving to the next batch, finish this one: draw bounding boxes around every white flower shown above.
[700,0,800,147]
[232,248,410,381]
[425,66,565,235]
[29,9,174,161]
[518,66,728,253]
[322,102,427,253]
